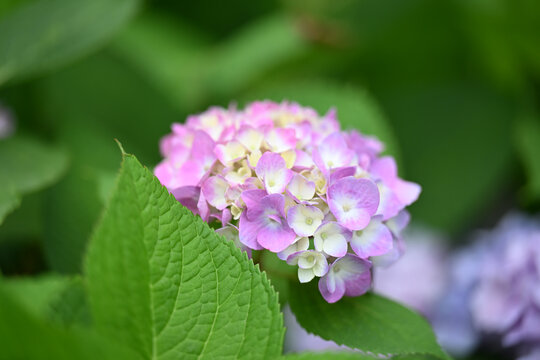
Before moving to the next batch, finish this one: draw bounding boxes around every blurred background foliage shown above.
[0,1,539,355]
[2,0,540,271]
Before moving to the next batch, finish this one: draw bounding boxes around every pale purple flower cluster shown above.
[155,101,420,302]
[469,214,540,356]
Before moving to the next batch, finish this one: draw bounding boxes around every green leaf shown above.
[0,283,138,360]
[378,83,514,233]
[47,277,91,327]
[282,352,440,359]
[112,12,209,111]
[37,50,180,273]
[288,282,448,359]
[207,14,309,97]
[243,81,400,164]
[1,274,91,327]
[282,352,376,359]
[0,136,68,224]
[86,154,284,359]
[515,115,540,203]
[0,0,140,86]
[1,274,71,318]
[112,13,309,108]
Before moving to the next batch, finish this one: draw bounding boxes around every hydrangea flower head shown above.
[468,214,540,356]
[155,101,421,302]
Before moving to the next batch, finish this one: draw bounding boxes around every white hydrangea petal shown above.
[287,174,316,201]
[313,222,350,257]
[237,127,264,152]
[287,204,324,237]
[298,268,315,283]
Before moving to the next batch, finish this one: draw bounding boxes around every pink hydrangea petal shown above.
[318,255,372,303]
[177,160,207,186]
[370,156,396,183]
[313,133,354,173]
[197,190,210,221]
[329,166,356,185]
[238,212,264,250]
[327,177,380,231]
[257,223,296,252]
[350,216,393,258]
[214,141,246,166]
[237,126,264,152]
[319,272,346,303]
[376,183,404,220]
[154,161,175,188]
[293,150,315,170]
[386,210,411,237]
[202,176,229,210]
[241,189,267,210]
[255,152,293,194]
[371,235,405,268]
[265,128,297,152]
[171,186,200,214]
[393,179,421,206]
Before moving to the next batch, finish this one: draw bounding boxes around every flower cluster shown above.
[468,214,540,357]
[155,101,421,302]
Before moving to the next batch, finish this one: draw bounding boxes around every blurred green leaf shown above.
[378,83,515,233]
[0,0,140,86]
[244,81,400,162]
[282,353,376,359]
[0,192,43,244]
[86,154,284,359]
[41,119,118,274]
[47,277,91,327]
[36,51,180,273]
[283,353,440,360]
[288,282,448,359]
[1,274,71,318]
[1,274,90,326]
[113,13,309,108]
[0,282,138,360]
[112,12,209,111]
[154,0,278,38]
[207,14,309,97]
[0,136,68,225]
[37,51,180,165]
[515,115,540,203]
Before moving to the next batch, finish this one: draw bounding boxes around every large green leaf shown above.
[243,81,400,163]
[86,153,284,359]
[0,136,68,224]
[0,283,137,360]
[288,282,448,360]
[515,115,540,204]
[0,0,140,86]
